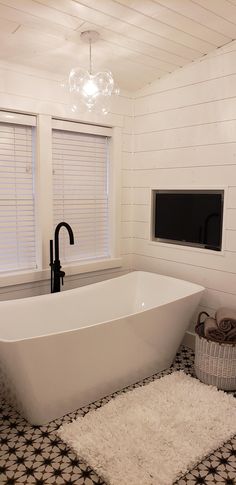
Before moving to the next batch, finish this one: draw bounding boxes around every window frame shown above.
[0,113,122,287]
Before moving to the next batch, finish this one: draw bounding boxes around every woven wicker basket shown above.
[194,312,236,391]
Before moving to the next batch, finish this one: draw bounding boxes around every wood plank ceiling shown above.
[0,0,236,91]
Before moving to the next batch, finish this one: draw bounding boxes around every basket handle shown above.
[195,311,209,333]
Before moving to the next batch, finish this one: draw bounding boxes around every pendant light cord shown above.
[89,39,92,74]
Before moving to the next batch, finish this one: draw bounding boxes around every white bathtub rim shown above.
[0,289,204,344]
[0,271,204,344]
[0,271,204,307]
[0,295,201,344]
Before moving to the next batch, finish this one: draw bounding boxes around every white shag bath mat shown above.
[58,371,236,485]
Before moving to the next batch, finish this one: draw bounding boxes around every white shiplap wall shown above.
[0,60,133,300]
[129,40,236,333]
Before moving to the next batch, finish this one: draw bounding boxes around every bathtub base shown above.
[1,351,174,425]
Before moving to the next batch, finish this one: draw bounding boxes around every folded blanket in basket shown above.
[225,326,236,342]
[216,307,236,332]
[204,317,225,342]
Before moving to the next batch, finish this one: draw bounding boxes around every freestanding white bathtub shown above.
[0,271,204,425]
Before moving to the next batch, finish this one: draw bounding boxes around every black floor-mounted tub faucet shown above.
[50,222,74,293]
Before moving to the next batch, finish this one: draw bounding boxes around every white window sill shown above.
[0,257,122,288]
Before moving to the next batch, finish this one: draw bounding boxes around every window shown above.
[0,114,118,282]
[52,120,112,263]
[0,113,36,273]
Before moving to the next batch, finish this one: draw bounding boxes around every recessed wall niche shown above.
[152,190,224,251]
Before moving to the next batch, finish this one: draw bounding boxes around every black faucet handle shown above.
[60,270,65,286]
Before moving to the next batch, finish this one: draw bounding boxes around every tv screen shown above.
[154,190,223,251]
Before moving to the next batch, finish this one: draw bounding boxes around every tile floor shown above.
[0,346,235,485]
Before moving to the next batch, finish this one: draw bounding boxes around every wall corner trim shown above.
[182,331,195,351]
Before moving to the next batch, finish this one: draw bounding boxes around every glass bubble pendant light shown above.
[68,30,119,114]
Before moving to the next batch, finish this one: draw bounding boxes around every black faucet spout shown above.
[54,222,74,261]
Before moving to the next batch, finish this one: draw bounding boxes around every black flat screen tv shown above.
[153,190,224,251]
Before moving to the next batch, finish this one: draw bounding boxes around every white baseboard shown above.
[182,331,195,351]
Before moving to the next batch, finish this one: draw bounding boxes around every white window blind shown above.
[52,127,110,263]
[0,118,36,272]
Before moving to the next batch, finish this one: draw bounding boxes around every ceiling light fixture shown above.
[68,30,119,115]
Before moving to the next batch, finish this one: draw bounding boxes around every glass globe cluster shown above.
[68,67,118,115]
[65,30,119,115]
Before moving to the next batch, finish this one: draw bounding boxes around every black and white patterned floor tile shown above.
[0,346,235,484]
